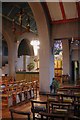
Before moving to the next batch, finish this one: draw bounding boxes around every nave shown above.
[2,92,47,119]
[2,86,80,120]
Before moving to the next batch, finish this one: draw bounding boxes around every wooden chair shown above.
[39,112,80,120]
[23,83,28,100]
[26,82,32,100]
[49,102,71,114]
[47,93,61,113]
[21,83,25,101]
[47,93,60,103]
[16,85,22,103]
[75,94,80,103]
[31,100,48,120]
[32,80,38,98]
[11,85,17,105]
[73,103,80,117]
[9,108,31,120]
[68,115,80,120]
[47,93,74,115]
[27,82,34,99]
[62,75,70,85]
[22,82,30,100]
[60,94,75,104]
[32,77,39,88]
[39,111,66,120]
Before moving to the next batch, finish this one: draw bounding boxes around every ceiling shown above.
[2,2,80,33]
[46,2,80,23]
[2,2,37,33]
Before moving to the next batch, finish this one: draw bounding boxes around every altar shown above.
[16,71,39,83]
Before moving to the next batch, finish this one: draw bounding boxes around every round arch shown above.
[2,30,16,77]
[29,3,54,93]
[2,39,8,65]
[2,31,12,50]
[17,32,38,57]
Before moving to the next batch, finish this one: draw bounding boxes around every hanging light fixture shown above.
[30,39,40,56]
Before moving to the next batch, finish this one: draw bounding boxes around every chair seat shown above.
[31,106,46,113]
[9,108,31,120]
[55,108,67,113]
[63,98,72,103]
[48,97,58,102]
[74,92,80,96]
[31,100,48,120]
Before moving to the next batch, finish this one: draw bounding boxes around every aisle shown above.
[2,93,47,119]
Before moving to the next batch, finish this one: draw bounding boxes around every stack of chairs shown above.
[30,89,80,120]
[1,78,38,108]
[9,86,80,120]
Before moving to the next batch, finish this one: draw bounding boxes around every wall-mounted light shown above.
[71,37,80,46]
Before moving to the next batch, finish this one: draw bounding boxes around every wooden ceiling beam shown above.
[59,1,66,20]
[76,2,80,19]
[41,2,52,23]
[52,18,79,24]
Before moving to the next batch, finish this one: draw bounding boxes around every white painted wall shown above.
[16,55,37,72]
[0,68,2,77]
[52,22,78,39]
[79,48,80,78]
[3,18,36,76]
[16,56,23,71]
[72,50,78,61]
[2,64,9,75]
[62,40,70,75]
[52,22,79,77]
[29,3,54,93]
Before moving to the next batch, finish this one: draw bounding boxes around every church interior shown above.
[0,1,80,120]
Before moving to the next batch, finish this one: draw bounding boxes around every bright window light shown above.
[30,40,40,56]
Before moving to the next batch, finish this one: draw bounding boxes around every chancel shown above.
[1,1,80,120]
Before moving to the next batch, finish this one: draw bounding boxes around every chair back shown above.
[9,108,31,120]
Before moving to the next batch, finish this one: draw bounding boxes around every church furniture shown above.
[9,108,31,120]
[39,111,80,120]
[31,100,48,120]
[39,111,67,120]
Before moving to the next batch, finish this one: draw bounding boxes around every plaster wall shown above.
[72,50,79,61]
[2,64,9,75]
[78,19,80,79]
[29,3,54,93]
[52,22,79,77]
[52,22,78,39]
[0,2,2,70]
[2,18,36,76]
[62,40,70,75]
